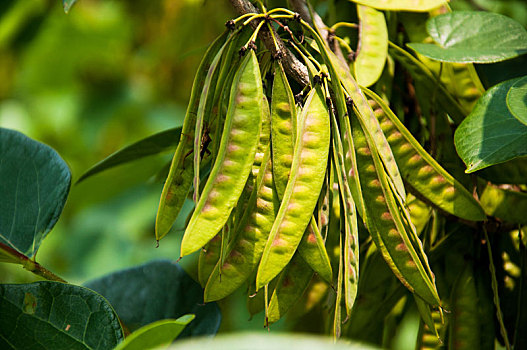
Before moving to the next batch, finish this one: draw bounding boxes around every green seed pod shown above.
[156,30,229,241]
[352,112,440,307]
[449,264,480,349]
[256,87,330,290]
[364,88,486,221]
[355,4,388,88]
[180,50,264,257]
[271,62,297,198]
[198,233,222,288]
[204,147,278,302]
[267,253,314,325]
[480,184,527,224]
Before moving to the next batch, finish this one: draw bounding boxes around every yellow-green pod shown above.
[350,0,447,12]
[355,4,388,88]
[363,88,486,222]
[180,50,264,257]
[304,25,406,202]
[352,112,440,306]
[480,184,527,224]
[415,305,445,350]
[407,194,432,235]
[271,62,297,198]
[198,233,222,287]
[156,30,229,241]
[204,148,278,302]
[256,87,330,290]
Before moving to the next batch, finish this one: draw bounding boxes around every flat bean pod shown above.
[198,233,222,287]
[267,253,313,325]
[449,265,480,349]
[303,23,406,202]
[415,305,444,350]
[256,87,330,290]
[204,148,277,302]
[352,113,440,306]
[271,62,297,198]
[180,50,264,257]
[193,45,227,202]
[287,275,330,320]
[363,88,486,222]
[269,63,332,284]
[331,116,359,318]
[351,0,448,12]
[297,219,333,284]
[480,184,527,224]
[155,30,229,241]
[354,4,388,88]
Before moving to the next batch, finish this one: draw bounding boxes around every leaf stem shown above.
[0,242,68,283]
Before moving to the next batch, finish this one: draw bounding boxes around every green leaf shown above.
[84,259,221,338]
[77,127,182,183]
[114,315,195,350]
[0,128,71,258]
[63,0,77,14]
[0,281,123,349]
[507,75,527,126]
[167,333,381,349]
[408,12,527,63]
[454,78,527,172]
[350,0,446,12]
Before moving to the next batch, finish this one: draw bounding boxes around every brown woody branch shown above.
[228,0,309,86]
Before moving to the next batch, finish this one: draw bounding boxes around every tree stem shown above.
[228,0,309,86]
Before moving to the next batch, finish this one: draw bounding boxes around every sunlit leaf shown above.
[114,315,195,350]
[0,128,71,258]
[167,333,381,349]
[84,259,221,338]
[454,78,527,172]
[507,75,527,126]
[0,281,123,349]
[77,127,182,183]
[408,12,527,63]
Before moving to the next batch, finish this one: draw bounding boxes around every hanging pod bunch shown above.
[154,5,490,333]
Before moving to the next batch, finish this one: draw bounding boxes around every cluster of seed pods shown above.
[155,7,487,335]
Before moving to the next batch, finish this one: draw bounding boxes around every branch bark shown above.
[228,0,309,86]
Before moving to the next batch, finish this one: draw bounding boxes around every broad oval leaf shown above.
[0,128,71,258]
[0,281,123,350]
[114,315,195,350]
[84,259,221,338]
[77,127,182,183]
[355,5,388,87]
[350,0,446,12]
[169,333,380,350]
[506,75,527,126]
[454,78,527,173]
[408,12,527,63]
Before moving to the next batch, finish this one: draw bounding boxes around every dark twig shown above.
[229,0,309,86]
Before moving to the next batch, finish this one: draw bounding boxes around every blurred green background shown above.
[0,0,525,344]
